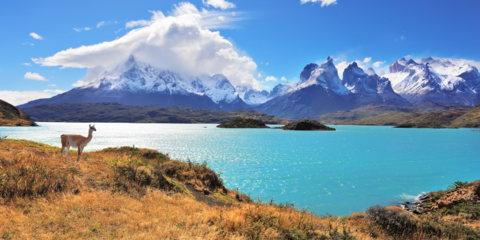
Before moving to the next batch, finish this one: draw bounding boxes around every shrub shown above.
[474,184,480,198]
[448,181,469,190]
[365,205,418,236]
[443,202,480,220]
[109,156,172,195]
[430,190,446,200]
[421,220,480,239]
[0,157,76,202]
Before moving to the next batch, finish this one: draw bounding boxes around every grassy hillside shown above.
[0,99,37,126]
[311,102,478,128]
[1,138,479,239]
[22,103,289,124]
[451,104,480,128]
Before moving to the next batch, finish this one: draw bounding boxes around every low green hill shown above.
[22,103,289,124]
[0,99,37,126]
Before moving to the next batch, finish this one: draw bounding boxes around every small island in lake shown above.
[217,118,269,128]
[281,119,335,131]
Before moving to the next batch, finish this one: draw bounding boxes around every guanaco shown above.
[61,124,96,162]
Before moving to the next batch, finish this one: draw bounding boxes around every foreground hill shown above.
[0,139,479,239]
[311,101,478,127]
[0,99,36,126]
[22,102,288,124]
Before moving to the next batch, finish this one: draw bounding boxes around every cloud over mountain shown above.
[33,3,259,89]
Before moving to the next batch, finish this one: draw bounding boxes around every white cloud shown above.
[300,0,337,7]
[265,76,277,82]
[335,61,349,79]
[48,84,57,87]
[378,70,385,76]
[0,90,63,106]
[22,42,34,46]
[203,0,235,10]
[24,72,48,81]
[30,32,43,40]
[373,61,386,68]
[73,27,91,32]
[97,21,105,28]
[257,71,263,78]
[363,57,371,63]
[21,63,31,66]
[218,16,225,21]
[126,20,150,28]
[43,89,66,94]
[401,35,406,40]
[34,3,259,89]
[281,76,287,81]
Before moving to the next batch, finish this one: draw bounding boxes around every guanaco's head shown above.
[89,124,97,132]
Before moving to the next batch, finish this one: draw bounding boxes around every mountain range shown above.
[18,55,480,119]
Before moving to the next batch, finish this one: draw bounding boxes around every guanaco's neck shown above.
[87,130,93,140]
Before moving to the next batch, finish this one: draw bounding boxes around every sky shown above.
[1,0,480,105]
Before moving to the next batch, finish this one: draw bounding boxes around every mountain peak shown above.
[300,63,319,83]
[406,59,418,65]
[366,68,376,76]
[126,54,137,64]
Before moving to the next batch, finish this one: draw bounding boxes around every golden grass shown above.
[0,139,479,239]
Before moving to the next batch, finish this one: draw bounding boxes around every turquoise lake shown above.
[1,123,479,216]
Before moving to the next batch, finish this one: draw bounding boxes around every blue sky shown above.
[1,0,480,105]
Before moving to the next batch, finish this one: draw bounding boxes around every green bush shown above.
[448,181,469,190]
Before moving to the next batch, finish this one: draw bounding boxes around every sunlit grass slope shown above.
[0,100,36,127]
[0,138,479,239]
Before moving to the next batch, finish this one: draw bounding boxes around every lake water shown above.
[1,123,479,216]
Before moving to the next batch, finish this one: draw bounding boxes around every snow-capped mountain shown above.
[255,57,412,118]
[384,57,480,105]
[236,82,295,106]
[19,55,248,110]
[255,57,353,118]
[342,62,411,107]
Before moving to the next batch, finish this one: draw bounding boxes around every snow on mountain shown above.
[254,57,353,118]
[269,82,295,98]
[342,62,411,107]
[383,57,480,105]
[288,57,350,96]
[19,55,248,110]
[235,82,294,106]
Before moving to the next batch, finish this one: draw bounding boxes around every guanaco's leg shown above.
[61,146,65,162]
[77,146,82,162]
[66,146,71,162]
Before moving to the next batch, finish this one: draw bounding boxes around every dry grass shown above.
[0,139,479,239]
